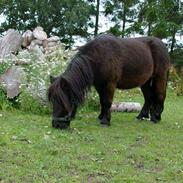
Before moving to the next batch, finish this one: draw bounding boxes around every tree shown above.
[0,0,94,45]
[138,0,183,39]
[136,0,183,53]
[162,0,183,55]
[136,0,157,36]
[94,0,100,36]
[104,0,139,37]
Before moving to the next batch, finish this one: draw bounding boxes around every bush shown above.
[174,80,183,96]
[18,92,51,115]
[85,88,100,111]
[168,66,183,96]
[0,88,20,111]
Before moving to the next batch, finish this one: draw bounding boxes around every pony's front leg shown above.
[96,83,115,126]
[100,102,112,126]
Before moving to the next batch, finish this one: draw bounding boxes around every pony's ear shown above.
[50,75,56,84]
[60,77,70,89]
[60,77,72,96]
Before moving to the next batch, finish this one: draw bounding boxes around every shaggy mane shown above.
[48,52,94,108]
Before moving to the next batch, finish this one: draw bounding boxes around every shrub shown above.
[18,92,51,115]
[0,88,20,111]
[174,80,183,96]
[168,66,183,96]
[85,88,100,111]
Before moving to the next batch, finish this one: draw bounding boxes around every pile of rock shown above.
[22,26,65,54]
[0,26,66,60]
[0,27,67,100]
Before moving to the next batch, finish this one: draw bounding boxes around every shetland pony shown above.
[48,34,170,129]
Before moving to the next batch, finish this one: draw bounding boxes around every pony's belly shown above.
[116,59,154,89]
[117,73,152,89]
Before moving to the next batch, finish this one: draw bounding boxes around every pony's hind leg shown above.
[137,79,152,120]
[150,72,168,123]
[95,87,105,120]
[96,83,115,126]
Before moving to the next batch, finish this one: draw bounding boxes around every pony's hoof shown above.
[150,114,161,123]
[100,119,110,127]
[100,123,109,128]
[136,116,144,120]
[150,117,159,123]
[136,114,149,120]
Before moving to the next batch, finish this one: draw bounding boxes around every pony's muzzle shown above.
[52,120,70,129]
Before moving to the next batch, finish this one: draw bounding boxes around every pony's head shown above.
[48,76,76,129]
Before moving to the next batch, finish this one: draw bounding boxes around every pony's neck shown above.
[62,55,94,106]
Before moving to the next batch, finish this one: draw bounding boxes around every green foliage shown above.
[169,66,183,96]
[0,62,12,75]
[104,0,139,37]
[85,88,100,111]
[0,88,20,111]
[0,0,94,45]
[0,88,7,110]
[0,0,182,52]
[171,48,183,67]
[108,24,122,36]
[18,92,50,115]
[175,80,183,96]
[136,0,183,52]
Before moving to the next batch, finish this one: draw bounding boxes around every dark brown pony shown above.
[48,34,170,129]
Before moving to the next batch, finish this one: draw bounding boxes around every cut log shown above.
[0,29,23,58]
[111,102,142,112]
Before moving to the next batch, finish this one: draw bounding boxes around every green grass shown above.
[0,90,183,183]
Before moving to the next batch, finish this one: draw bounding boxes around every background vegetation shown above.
[0,1,183,182]
[0,0,182,69]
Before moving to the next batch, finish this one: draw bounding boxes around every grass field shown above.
[0,90,183,183]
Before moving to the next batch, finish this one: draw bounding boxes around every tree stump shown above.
[0,29,22,58]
